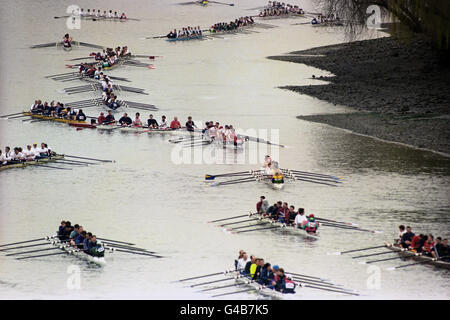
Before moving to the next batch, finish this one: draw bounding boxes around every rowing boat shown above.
[253,171,285,190]
[247,212,320,240]
[0,155,65,172]
[224,270,284,299]
[258,13,305,20]
[48,236,107,266]
[166,35,204,42]
[23,112,88,125]
[385,243,450,270]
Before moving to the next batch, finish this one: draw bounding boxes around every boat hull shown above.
[0,155,64,172]
[386,244,450,270]
[224,271,284,299]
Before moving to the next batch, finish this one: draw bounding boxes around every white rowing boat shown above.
[224,270,284,299]
[247,212,320,240]
[47,236,108,266]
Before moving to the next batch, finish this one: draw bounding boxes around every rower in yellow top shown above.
[271,161,284,184]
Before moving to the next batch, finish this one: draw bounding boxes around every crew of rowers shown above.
[397,225,449,261]
[259,2,305,17]
[256,196,320,233]
[235,250,296,293]
[57,221,104,257]
[78,8,127,20]
[202,122,243,146]
[30,99,88,121]
[0,143,53,166]
[210,17,254,33]
[167,26,203,39]
[311,14,341,25]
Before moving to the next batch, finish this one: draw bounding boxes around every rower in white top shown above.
[293,208,308,228]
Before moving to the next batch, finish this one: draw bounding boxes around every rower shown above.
[58,221,66,234]
[301,214,319,233]
[108,96,120,110]
[146,114,158,128]
[69,224,82,246]
[133,112,143,127]
[58,221,73,241]
[256,196,269,214]
[83,232,92,252]
[119,113,132,126]
[237,252,249,271]
[294,208,307,227]
[76,109,87,121]
[86,235,104,257]
[120,12,127,20]
[400,226,415,248]
[259,263,274,285]
[23,145,36,161]
[97,112,106,124]
[159,115,168,129]
[10,147,24,163]
[396,225,406,244]
[63,33,72,48]
[244,255,256,275]
[170,116,181,129]
[73,230,86,249]
[30,143,39,156]
[277,202,290,224]
[104,110,116,124]
[274,268,286,292]
[186,116,197,132]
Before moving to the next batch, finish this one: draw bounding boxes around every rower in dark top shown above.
[108,97,120,110]
[76,109,87,121]
[185,116,197,132]
[147,114,159,128]
[119,113,132,126]
[244,255,255,275]
[400,226,415,248]
[58,221,74,241]
[63,33,73,48]
[104,110,116,124]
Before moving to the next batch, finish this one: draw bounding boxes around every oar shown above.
[200,282,246,292]
[240,135,286,148]
[6,247,60,256]
[287,272,327,281]
[352,251,395,259]
[0,237,52,248]
[211,288,256,297]
[289,174,341,184]
[233,225,281,234]
[292,275,336,287]
[54,15,70,19]
[300,283,359,296]
[7,114,29,119]
[330,245,388,255]
[360,255,417,264]
[208,214,249,223]
[227,222,270,231]
[63,155,114,163]
[209,1,235,6]
[178,271,226,282]
[0,242,51,251]
[112,248,163,258]
[316,217,357,227]
[190,277,233,287]
[321,223,382,233]
[97,237,134,245]
[283,169,340,180]
[290,176,339,187]
[386,255,450,271]
[205,171,256,180]
[104,243,155,254]
[211,179,257,187]
[0,112,24,118]
[32,164,73,170]
[17,252,68,260]
[220,218,261,227]
[294,278,343,289]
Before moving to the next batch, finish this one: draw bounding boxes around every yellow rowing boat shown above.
[23,112,88,125]
[0,155,64,172]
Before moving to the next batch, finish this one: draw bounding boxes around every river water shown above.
[0,0,449,300]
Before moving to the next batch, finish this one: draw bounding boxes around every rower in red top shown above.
[97,112,106,124]
[170,116,181,129]
[301,214,319,234]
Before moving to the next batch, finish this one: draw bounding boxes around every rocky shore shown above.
[268,35,450,156]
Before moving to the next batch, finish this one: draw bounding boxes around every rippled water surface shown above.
[0,0,449,300]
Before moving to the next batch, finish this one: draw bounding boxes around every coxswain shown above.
[120,12,127,20]
[119,113,132,126]
[63,33,72,48]
[274,268,286,292]
[76,109,87,121]
[108,97,120,110]
[301,214,319,233]
[87,235,104,257]
[397,225,406,244]
[186,116,197,132]
[104,110,116,124]
[237,252,249,271]
[133,112,143,127]
[170,116,182,129]
[263,155,272,168]
[147,114,159,128]
[283,274,296,293]
[434,238,449,261]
